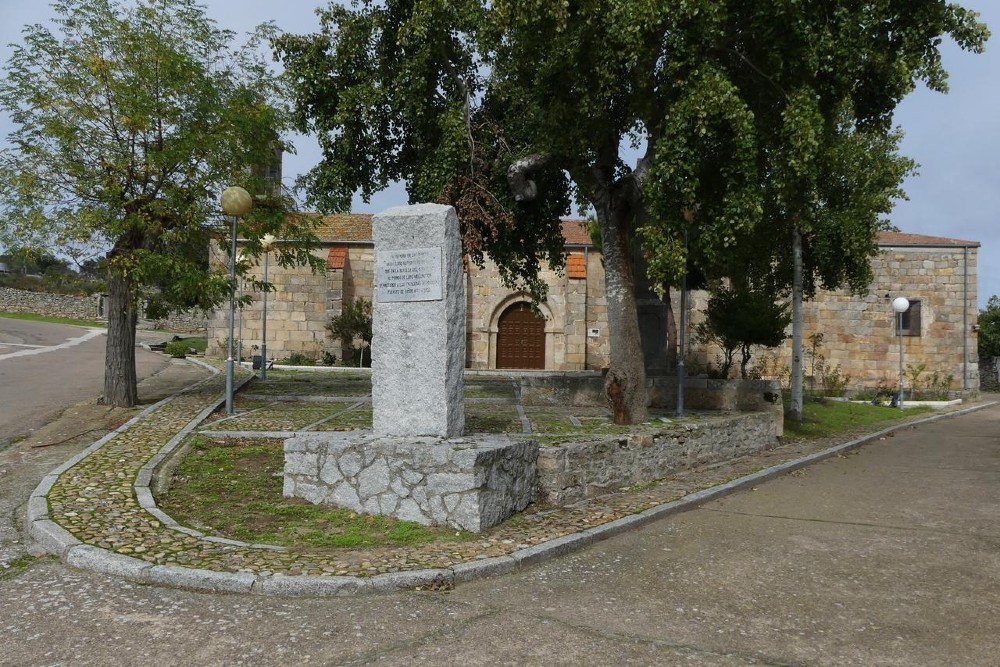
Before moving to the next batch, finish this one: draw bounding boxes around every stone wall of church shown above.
[683,245,979,392]
[465,250,609,371]
[207,244,611,371]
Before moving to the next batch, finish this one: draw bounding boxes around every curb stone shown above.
[65,545,153,580]
[27,371,997,595]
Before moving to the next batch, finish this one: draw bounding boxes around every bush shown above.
[164,340,189,358]
[696,285,791,378]
[327,298,373,367]
[281,352,316,366]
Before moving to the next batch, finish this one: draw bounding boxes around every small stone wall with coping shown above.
[536,412,777,505]
[284,433,537,532]
[0,287,101,320]
[0,286,206,332]
[505,372,784,436]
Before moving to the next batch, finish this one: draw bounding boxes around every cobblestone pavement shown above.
[29,362,987,587]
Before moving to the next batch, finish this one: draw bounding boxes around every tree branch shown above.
[506,153,551,201]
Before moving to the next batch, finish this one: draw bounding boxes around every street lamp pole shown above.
[236,252,244,368]
[260,233,276,380]
[221,186,253,415]
[892,296,910,409]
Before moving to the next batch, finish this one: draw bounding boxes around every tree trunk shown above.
[596,202,648,424]
[102,271,139,407]
[788,226,804,421]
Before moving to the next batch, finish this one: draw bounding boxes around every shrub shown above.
[281,352,315,366]
[820,364,851,396]
[327,298,372,367]
[164,340,189,358]
[696,285,791,378]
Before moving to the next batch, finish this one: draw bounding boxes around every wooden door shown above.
[497,303,546,369]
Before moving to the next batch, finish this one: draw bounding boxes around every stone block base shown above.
[283,432,537,532]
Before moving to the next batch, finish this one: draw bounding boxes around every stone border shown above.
[25,366,997,596]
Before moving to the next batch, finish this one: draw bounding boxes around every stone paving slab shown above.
[26,359,996,596]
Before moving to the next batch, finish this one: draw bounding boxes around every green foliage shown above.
[280,352,316,367]
[0,312,106,328]
[0,0,322,405]
[696,286,791,379]
[164,340,189,358]
[0,271,105,296]
[905,363,955,400]
[327,298,373,367]
[977,295,1000,360]
[820,365,852,398]
[0,555,36,582]
[782,397,931,443]
[750,352,791,388]
[275,0,988,423]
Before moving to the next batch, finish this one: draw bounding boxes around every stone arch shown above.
[488,295,556,369]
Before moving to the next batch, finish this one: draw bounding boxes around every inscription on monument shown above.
[376,247,442,302]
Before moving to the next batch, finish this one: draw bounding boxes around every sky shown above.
[1,1,997,305]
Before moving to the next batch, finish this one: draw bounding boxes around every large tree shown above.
[276,0,987,424]
[640,3,987,420]
[0,0,320,407]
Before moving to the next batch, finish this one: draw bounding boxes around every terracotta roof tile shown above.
[878,231,979,248]
[327,245,347,269]
[566,252,587,279]
[308,213,374,242]
[305,212,596,248]
[561,219,593,246]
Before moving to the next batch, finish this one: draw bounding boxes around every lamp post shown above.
[260,233,276,380]
[236,252,245,368]
[221,186,252,415]
[892,296,910,409]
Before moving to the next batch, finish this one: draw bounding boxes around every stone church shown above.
[207,214,979,393]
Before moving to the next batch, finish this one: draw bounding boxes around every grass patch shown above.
[465,404,522,433]
[0,555,37,581]
[783,396,932,442]
[0,312,105,328]
[177,336,207,353]
[158,435,469,550]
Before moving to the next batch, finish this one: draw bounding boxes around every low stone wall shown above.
[284,433,537,532]
[536,412,777,505]
[497,372,784,436]
[0,286,206,333]
[0,287,100,320]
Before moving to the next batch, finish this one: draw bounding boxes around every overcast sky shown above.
[1,1,997,305]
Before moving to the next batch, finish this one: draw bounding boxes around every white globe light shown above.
[892,296,910,313]
[221,186,253,217]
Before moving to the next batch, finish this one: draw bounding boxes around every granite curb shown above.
[25,370,997,596]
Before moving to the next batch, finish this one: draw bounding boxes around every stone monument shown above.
[283,204,536,532]
[371,204,465,437]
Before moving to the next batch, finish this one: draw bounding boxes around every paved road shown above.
[0,317,170,448]
[1,394,997,665]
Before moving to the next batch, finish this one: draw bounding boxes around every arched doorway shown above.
[496,302,546,369]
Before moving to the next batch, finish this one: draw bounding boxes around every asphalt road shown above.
[0,316,170,448]
[0,392,997,665]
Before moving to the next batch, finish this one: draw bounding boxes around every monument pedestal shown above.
[284,204,534,532]
[284,433,537,532]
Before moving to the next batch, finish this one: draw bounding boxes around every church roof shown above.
[308,212,595,247]
[878,231,979,248]
[304,214,976,251]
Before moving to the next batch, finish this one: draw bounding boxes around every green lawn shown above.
[783,396,932,441]
[158,436,470,549]
[0,312,106,328]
